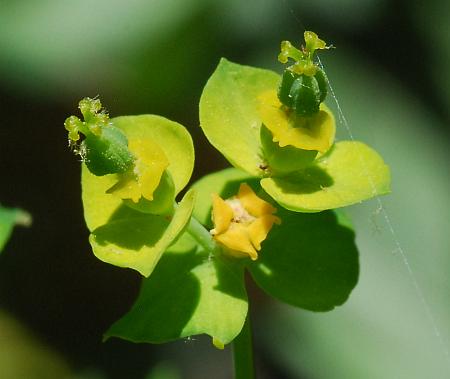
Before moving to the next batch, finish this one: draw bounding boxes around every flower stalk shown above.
[185,215,216,253]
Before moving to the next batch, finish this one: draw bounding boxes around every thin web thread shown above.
[318,56,449,363]
[281,0,449,364]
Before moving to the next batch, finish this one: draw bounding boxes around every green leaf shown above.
[0,205,31,253]
[248,209,359,311]
[261,141,391,212]
[191,167,254,227]
[199,58,279,176]
[89,190,195,277]
[82,115,194,231]
[106,233,248,345]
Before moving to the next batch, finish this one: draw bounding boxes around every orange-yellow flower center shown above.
[210,183,281,260]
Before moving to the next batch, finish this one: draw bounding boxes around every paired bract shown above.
[199,58,390,213]
[67,104,196,276]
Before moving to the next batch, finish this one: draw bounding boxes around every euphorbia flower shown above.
[65,98,172,206]
[210,183,281,260]
[199,56,390,213]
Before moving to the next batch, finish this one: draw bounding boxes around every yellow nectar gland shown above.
[210,184,281,260]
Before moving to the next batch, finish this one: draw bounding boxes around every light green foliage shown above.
[106,233,248,345]
[0,205,31,253]
[199,58,279,176]
[89,190,195,277]
[261,141,391,212]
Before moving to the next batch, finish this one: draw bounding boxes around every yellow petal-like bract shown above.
[258,90,335,153]
[107,138,169,203]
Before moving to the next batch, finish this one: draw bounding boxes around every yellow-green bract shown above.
[199,58,390,212]
[81,115,195,277]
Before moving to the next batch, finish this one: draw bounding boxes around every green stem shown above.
[233,313,255,379]
[186,216,216,252]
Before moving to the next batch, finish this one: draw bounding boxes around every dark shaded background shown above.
[0,1,449,378]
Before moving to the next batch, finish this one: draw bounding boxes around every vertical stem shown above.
[233,313,255,379]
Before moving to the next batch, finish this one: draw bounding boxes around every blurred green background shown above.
[0,0,449,378]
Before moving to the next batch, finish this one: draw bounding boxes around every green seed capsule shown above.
[290,74,320,116]
[82,125,135,176]
[277,68,327,117]
[277,33,330,117]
